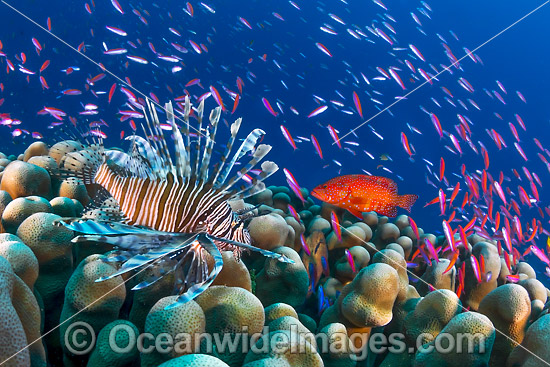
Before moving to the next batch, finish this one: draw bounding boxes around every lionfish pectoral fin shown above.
[165,233,224,309]
[59,145,104,184]
[207,235,295,264]
[56,218,164,236]
[131,274,164,290]
[94,235,199,283]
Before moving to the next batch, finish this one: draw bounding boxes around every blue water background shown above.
[0,0,549,281]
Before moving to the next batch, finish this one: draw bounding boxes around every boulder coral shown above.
[16,212,73,309]
[318,322,356,367]
[334,245,370,283]
[371,249,409,302]
[248,213,289,251]
[269,316,317,349]
[461,242,501,311]
[58,178,91,207]
[0,190,11,232]
[403,289,461,348]
[23,142,49,162]
[2,196,52,234]
[371,222,400,250]
[0,239,39,289]
[506,314,550,367]
[209,251,252,291]
[416,258,456,296]
[48,140,85,166]
[27,156,59,182]
[196,286,265,335]
[0,256,46,367]
[264,303,299,325]
[255,246,309,307]
[141,296,205,367]
[413,311,495,367]
[158,354,230,367]
[518,278,548,304]
[49,197,77,218]
[242,329,323,367]
[11,271,46,367]
[128,268,175,333]
[338,263,400,328]
[195,286,264,366]
[60,254,126,364]
[0,160,51,199]
[327,224,367,250]
[478,284,531,367]
[87,320,140,367]
[16,212,73,364]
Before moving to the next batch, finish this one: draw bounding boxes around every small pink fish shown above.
[308,105,328,118]
[300,234,311,256]
[331,211,341,242]
[262,97,278,117]
[280,125,297,150]
[311,134,323,159]
[345,249,356,273]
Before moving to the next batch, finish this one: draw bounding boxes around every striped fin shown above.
[231,161,279,199]
[144,99,176,176]
[142,102,170,178]
[95,235,199,282]
[166,233,223,309]
[210,118,242,185]
[166,101,188,179]
[222,144,272,192]
[59,145,104,184]
[105,149,152,179]
[124,136,162,178]
[215,128,265,187]
[105,149,131,167]
[182,96,192,177]
[55,218,165,236]
[198,106,221,182]
[193,100,205,177]
[72,232,183,251]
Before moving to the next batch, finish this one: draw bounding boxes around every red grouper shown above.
[311,174,418,218]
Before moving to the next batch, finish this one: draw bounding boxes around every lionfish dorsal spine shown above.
[193,99,205,177]
[142,104,169,179]
[198,106,221,182]
[210,117,242,185]
[214,128,265,188]
[165,101,189,180]
[232,160,279,199]
[145,99,176,177]
[222,143,272,191]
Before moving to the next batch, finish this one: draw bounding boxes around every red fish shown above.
[311,175,418,218]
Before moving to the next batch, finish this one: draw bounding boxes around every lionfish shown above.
[55,96,292,309]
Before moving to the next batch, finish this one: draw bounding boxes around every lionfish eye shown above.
[197,213,208,225]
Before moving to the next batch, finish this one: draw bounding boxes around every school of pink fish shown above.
[0,0,549,292]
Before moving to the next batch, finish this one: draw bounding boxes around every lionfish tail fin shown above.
[59,144,104,184]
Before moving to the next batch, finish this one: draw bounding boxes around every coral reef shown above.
[0,149,548,367]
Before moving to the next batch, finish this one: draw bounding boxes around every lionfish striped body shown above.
[56,97,289,308]
[94,163,248,244]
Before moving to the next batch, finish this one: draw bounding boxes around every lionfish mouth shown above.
[55,97,292,308]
